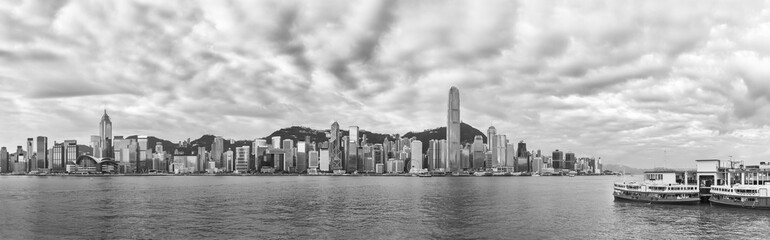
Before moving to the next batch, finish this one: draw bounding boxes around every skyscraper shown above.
[495,135,507,167]
[0,147,8,173]
[553,149,564,169]
[36,136,48,171]
[212,136,224,168]
[330,122,343,171]
[447,86,461,172]
[410,140,423,172]
[26,138,33,172]
[100,109,113,158]
[487,126,497,168]
[472,136,485,169]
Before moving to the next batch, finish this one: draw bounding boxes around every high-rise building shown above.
[235,146,250,173]
[506,143,515,168]
[90,135,101,158]
[296,141,307,173]
[347,141,358,173]
[36,136,48,171]
[282,139,294,172]
[319,148,330,172]
[0,147,8,173]
[471,136,485,169]
[212,136,224,168]
[565,152,576,170]
[438,139,447,171]
[410,140,423,171]
[495,135,507,167]
[25,138,33,172]
[99,109,113,158]
[552,150,564,169]
[447,86,461,172]
[487,126,497,168]
[308,150,319,170]
[330,122,343,171]
[254,139,268,172]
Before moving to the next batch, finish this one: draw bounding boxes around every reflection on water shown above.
[1,176,768,239]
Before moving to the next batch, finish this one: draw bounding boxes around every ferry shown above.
[704,162,770,209]
[613,170,700,204]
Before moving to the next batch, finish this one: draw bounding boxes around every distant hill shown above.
[403,122,486,152]
[125,135,177,154]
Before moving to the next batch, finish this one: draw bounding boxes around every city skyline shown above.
[2,0,770,169]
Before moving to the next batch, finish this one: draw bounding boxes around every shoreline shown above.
[0,173,615,177]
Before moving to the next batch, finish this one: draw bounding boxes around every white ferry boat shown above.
[613,170,700,204]
[705,162,770,209]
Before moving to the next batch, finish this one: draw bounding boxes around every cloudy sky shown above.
[2,0,770,168]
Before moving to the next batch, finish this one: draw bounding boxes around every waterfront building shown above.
[506,142,515,168]
[197,146,207,172]
[375,163,384,174]
[319,148,330,172]
[282,139,294,172]
[487,126,497,169]
[224,149,234,172]
[447,86,461,172]
[461,146,470,170]
[99,109,113,158]
[387,158,405,173]
[438,139,447,172]
[494,135,506,167]
[0,147,8,173]
[254,139,268,172]
[330,122,343,172]
[36,136,48,171]
[565,152,576,170]
[90,135,101,158]
[26,138,33,172]
[410,140,423,171]
[296,141,307,173]
[373,144,384,170]
[472,136,485,170]
[515,141,529,172]
[347,141,358,173]
[485,151,493,170]
[63,140,78,165]
[235,146,250,173]
[308,150,319,171]
[552,150,564,170]
[212,136,224,168]
[363,145,374,172]
[137,136,149,172]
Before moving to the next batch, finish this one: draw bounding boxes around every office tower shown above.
[361,134,368,145]
[506,143,515,168]
[99,109,113,158]
[487,126,497,168]
[271,136,281,149]
[410,140,423,171]
[224,149,234,172]
[283,139,294,172]
[438,139,447,171]
[212,136,224,168]
[137,136,149,172]
[565,152,576,170]
[36,136,48,170]
[330,122,343,171]
[254,139,268,172]
[308,150,319,170]
[197,146,207,172]
[517,141,528,158]
[25,138,33,172]
[461,146,471,170]
[552,150,564,169]
[373,144,383,171]
[387,158,405,173]
[447,86,461,172]
[235,146,250,173]
[296,141,307,173]
[0,147,8,173]
[472,136,485,169]
[347,141,358,173]
[319,148,330,172]
[495,135,506,167]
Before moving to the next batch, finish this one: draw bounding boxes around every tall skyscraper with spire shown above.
[447,86,461,172]
[100,109,113,158]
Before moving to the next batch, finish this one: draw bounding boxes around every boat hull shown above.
[709,198,770,210]
[613,194,700,205]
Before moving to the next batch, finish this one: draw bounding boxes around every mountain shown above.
[403,122,487,152]
[260,122,486,152]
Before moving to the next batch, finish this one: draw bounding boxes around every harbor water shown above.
[1,175,768,239]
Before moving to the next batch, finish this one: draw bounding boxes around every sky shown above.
[1,0,769,168]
